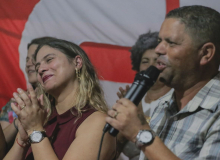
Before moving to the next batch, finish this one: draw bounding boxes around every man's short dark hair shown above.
[166,5,220,50]
[130,31,159,72]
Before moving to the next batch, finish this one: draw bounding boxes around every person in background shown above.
[107,5,220,160]
[0,37,57,150]
[117,32,173,160]
[4,39,116,160]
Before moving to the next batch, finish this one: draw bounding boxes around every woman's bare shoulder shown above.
[76,111,108,136]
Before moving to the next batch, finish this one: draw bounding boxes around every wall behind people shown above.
[0,0,220,108]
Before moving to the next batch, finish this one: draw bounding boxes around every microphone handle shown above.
[124,81,139,99]
[103,80,140,135]
[108,80,151,137]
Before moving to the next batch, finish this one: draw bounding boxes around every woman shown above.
[0,37,57,150]
[117,32,173,160]
[5,39,116,160]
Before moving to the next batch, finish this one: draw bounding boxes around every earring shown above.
[76,68,81,80]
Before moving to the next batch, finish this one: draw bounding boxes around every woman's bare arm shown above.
[63,112,116,160]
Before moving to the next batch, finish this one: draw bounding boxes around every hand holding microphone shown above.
[105,66,160,137]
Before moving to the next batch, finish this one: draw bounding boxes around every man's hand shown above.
[106,98,150,143]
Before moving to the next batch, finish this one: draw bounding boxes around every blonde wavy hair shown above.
[34,39,108,122]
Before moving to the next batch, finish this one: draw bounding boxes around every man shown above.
[106,5,220,160]
[116,31,173,160]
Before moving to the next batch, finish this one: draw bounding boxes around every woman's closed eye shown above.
[46,57,53,63]
[141,60,149,64]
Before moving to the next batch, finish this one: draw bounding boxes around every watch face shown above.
[31,131,42,142]
[140,131,152,143]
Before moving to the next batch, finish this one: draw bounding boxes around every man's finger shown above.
[108,110,119,118]
[105,116,121,130]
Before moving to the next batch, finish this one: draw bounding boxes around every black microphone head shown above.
[143,65,160,83]
[134,70,145,81]
[134,72,141,81]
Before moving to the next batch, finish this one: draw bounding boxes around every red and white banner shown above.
[1,0,220,109]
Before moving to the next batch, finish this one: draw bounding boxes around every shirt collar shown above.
[159,72,220,113]
[47,105,92,124]
[47,107,77,125]
[187,73,220,112]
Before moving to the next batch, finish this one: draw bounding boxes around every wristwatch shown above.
[135,130,156,149]
[29,130,47,143]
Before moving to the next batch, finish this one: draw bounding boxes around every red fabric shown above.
[166,0,180,14]
[25,105,96,160]
[80,42,136,83]
[0,0,179,108]
[0,1,39,107]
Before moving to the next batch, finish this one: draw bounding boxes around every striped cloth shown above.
[140,72,220,160]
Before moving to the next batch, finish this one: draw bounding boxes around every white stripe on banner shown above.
[100,80,131,108]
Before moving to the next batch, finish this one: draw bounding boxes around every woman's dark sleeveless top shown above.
[25,105,96,160]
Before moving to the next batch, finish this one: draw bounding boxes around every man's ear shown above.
[200,42,216,65]
[73,55,83,69]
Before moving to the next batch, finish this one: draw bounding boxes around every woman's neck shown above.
[52,81,79,114]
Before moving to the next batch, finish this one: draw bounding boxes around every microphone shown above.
[128,66,160,106]
[103,71,143,133]
[123,70,145,99]
[106,66,160,136]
